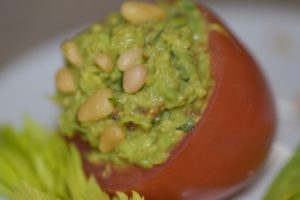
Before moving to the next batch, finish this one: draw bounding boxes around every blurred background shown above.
[0,0,299,199]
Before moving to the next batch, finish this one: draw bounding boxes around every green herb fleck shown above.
[176,119,195,132]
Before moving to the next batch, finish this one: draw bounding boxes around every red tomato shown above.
[71,4,276,200]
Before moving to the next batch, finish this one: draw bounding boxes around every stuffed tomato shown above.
[54,1,276,200]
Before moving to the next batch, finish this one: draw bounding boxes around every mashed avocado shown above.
[55,1,212,168]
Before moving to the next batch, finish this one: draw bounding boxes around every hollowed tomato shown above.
[71,4,276,200]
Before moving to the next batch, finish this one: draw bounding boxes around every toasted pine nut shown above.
[77,89,114,123]
[117,48,143,72]
[99,124,125,153]
[55,68,76,93]
[123,64,147,94]
[62,41,82,68]
[95,53,113,72]
[121,2,166,24]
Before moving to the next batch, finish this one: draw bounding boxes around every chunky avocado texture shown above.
[55,1,212,168]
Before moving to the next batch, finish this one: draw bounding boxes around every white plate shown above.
[1,0,300,199]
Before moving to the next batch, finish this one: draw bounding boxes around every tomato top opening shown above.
[56,1,214,169]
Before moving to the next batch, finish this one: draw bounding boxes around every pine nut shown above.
[95,53,113,72]
[55,68,76,93]
[77,89,114,123]
[99,124,125,153]
[123,64,147,94]
[117,48,143,72]
[121,2,166,24]
[62,41,82,68]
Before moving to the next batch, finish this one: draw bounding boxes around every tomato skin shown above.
[72,4,276,200]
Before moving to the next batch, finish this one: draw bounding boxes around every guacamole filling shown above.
[55,1,213,168]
